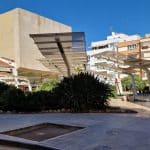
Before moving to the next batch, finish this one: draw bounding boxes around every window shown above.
[92,45,108,50]
[98,45,108,49]
[92,47,97,50]
[109,43,115,48]
[87,56,90,62]
[127,44,137,50]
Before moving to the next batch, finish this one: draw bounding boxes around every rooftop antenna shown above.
[109,26,114,34]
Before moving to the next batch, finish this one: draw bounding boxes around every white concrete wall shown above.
[0,8,72,71]
[18,8,71,71]
[0,10,15,59]
[91,32,140,48]
[118,47,128,52]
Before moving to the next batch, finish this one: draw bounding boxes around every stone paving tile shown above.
[40,116,150,150]
[0,145,29,150]
[0,109,149,150]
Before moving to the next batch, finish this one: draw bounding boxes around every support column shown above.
[115,78,123,95]
[55,38,71,77]
[27,80,32,91]
[12,66,19,88]
[129,73,137,100]
[143,67,150,90]
[115,72,123,95]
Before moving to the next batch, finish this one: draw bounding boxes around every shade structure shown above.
[120,67,138,74]
[95,62,116,69]
[93,51,125,64]
[124,58,150,68]
[30,32,87,76]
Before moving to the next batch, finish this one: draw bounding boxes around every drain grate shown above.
[1,123,83,141]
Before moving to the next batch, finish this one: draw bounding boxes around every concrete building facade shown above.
[87,32,140,82]
[87,32,141,95]
[0,8,71,75]
[88,32,150,95]
[117,34,150,96]
[117,35,150,80]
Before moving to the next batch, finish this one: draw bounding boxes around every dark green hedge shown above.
[0,85,25,111]
[0,73,113,113]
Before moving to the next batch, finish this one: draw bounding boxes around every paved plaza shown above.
[0,100,149,150]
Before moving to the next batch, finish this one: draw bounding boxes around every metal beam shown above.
[55,38,71,76]
[35,40,84,44]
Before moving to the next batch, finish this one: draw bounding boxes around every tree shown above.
[134,75,147,91]
[37,79,58,91]
[121,76,131,91]
[121,74,146,91]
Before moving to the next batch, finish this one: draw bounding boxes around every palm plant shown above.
[53,72,113,112]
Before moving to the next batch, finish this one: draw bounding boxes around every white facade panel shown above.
[0,8,72,72]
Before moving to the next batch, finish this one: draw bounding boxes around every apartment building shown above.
[87,32,141,94]
[141,34,150,60]
[118,34,150,80]
[87,32,140,81]
[118,40,140,59]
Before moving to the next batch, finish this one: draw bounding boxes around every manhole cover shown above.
[1,123,83,141]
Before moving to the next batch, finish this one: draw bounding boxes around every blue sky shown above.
[0,0,150,48]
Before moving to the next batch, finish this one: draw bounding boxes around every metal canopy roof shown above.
[93,51,125,64]
[30,32,87,76]
[120,67,137,74]
[124,58,150,68]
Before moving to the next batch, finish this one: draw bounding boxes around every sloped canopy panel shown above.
[124,58,150,68]
[30,32,87,76]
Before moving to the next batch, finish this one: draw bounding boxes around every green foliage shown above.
[53,72,113,112]
[74,66,83,73]
[121,76,131,91]
[0,74,113,113]
[37,79,58,91]
[0,81,56,112]
[110,85,117,97]
[0,85,26,111]
[24,91,48,112]
[0,82,10,95]
[121,74,146,91]
[134,75,146,91]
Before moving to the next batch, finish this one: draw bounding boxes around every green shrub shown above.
[0,82,10,95]
[0,81,56,112]
[110,85,117,97]
[121,74,147,91]
[25,91,55,112]
[0,73,113,113]
[53,72,113,112]
[37,79,58,91]
[0,86,26,112]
